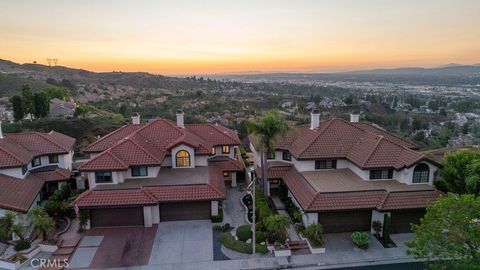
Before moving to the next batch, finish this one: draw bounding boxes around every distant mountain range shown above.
[1,58,480,97]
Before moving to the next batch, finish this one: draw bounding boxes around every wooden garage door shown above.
[160,202,210,221]
[318,210,372,233]
[390,209,425,233]
[90,207,144,227]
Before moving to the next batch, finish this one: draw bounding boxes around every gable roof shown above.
[0,131,75,169]
[250,118,424,170]
[80,118,240,171]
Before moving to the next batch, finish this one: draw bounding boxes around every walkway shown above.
[222,185,248,228]
[271,196,301,241]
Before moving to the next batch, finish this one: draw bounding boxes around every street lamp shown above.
[247,168,256,254]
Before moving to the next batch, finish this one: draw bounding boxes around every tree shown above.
[442,151,480,194]
[33,92,50,118]
[466,159,480,195]
[406,194,480,269]
[21,84,35,116]
[246,110,291,195]
[44,87,69,100]
[28,207,55,242]
[11,95,24,121]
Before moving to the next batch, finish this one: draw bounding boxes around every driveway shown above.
[70,225,157,268]
[149,220,213,265]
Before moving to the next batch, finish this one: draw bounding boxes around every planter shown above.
[300,235,325,254]
[273,247,291,257]
[0,259,21,270]
[39,243,58,253]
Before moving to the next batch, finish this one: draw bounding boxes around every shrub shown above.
[304,223,324,247]
[255,231,266,244]
[351,232,370,249]
[14,239,31,251]
[255,188,272,221]
[213,225,223,231]
[263,214,289,243]
[219,232,268,254]
[236,225,252,242]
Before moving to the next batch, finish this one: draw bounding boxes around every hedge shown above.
[255,188,272,221]
[219,232,268,254]
[236,224,252,242]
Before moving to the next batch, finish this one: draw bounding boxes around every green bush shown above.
[219,232,268,254]
[222,223,233,232]
[255,231,266,244]
[351,232,370,250]
[263,214,289,243]
[255,188,272,221]
[236,225,252,242]
[14,239,31,251]
[383,214,392,241]
[304,223,324,247]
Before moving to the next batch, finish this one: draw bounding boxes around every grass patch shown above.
[219,232,268,254]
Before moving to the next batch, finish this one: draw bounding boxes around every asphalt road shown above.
[331,262,425,270]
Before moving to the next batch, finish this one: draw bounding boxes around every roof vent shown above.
[350,113,360,123]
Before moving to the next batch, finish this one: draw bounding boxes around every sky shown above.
[1,0,479,75]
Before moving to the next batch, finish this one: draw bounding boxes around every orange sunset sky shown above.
[1,0,479,75]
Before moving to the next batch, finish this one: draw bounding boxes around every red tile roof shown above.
[208,156,244,172]
[73,161,228,208]
[80,118,240,171]
[250,118,424,169]
[0,131,75,169]
[0,166,71,212]
[258,165,441,212]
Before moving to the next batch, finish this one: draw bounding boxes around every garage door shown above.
[390,209,425,233]
[318,210,372,233]
[160,202,210,221]
[90,207,144,227]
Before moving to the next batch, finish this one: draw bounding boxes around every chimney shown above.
[131,112,140,125]
[176,110,184,128]
[310,109,320,130]
[0,121,3,139]
[350,113,360,123]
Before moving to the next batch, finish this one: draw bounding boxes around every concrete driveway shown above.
[149,220,213,265]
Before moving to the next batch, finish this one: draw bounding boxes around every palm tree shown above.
[28,207,55,242]
[246,110,291,196]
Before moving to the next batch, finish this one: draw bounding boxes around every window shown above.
[48,155,58,164]
[22,166,28,175]
[234,147,238,157]
[211,147,216,155]
[95,172,112,183]
[176,150,191,167]
[282,151,291,161]
[31,157,41,167]
[269,179,280,185]
[267,151,276,159]
[222,145,230,154]
[223,172,229,177]
[131,166,148,177]
[412,163,429,183]
[369,169,393,180]
[315,159,337,169]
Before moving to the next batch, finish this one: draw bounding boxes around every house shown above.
[49,98,76,118]
[249,111,442,234]
[73,111,243,228]
[0,125,75,218]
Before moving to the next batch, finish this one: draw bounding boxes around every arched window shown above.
[412,163,429,183]
[176,150,191,167]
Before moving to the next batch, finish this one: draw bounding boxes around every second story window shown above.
[22,166,28,175]
[95,172,112,183]
[369,169,393,180]
[315,159,337,169]
[223,172,229,177]
[267,151,276,160]
[176,150,191,167]
[48,155,59,164]
[131,166,148,177]
[412,163,429,183]
[222,145,230,154]
[211,147,216,155]
[31,157,41,167]
[282,151,291,161]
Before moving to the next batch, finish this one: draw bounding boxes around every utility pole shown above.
[247,169,256,254]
